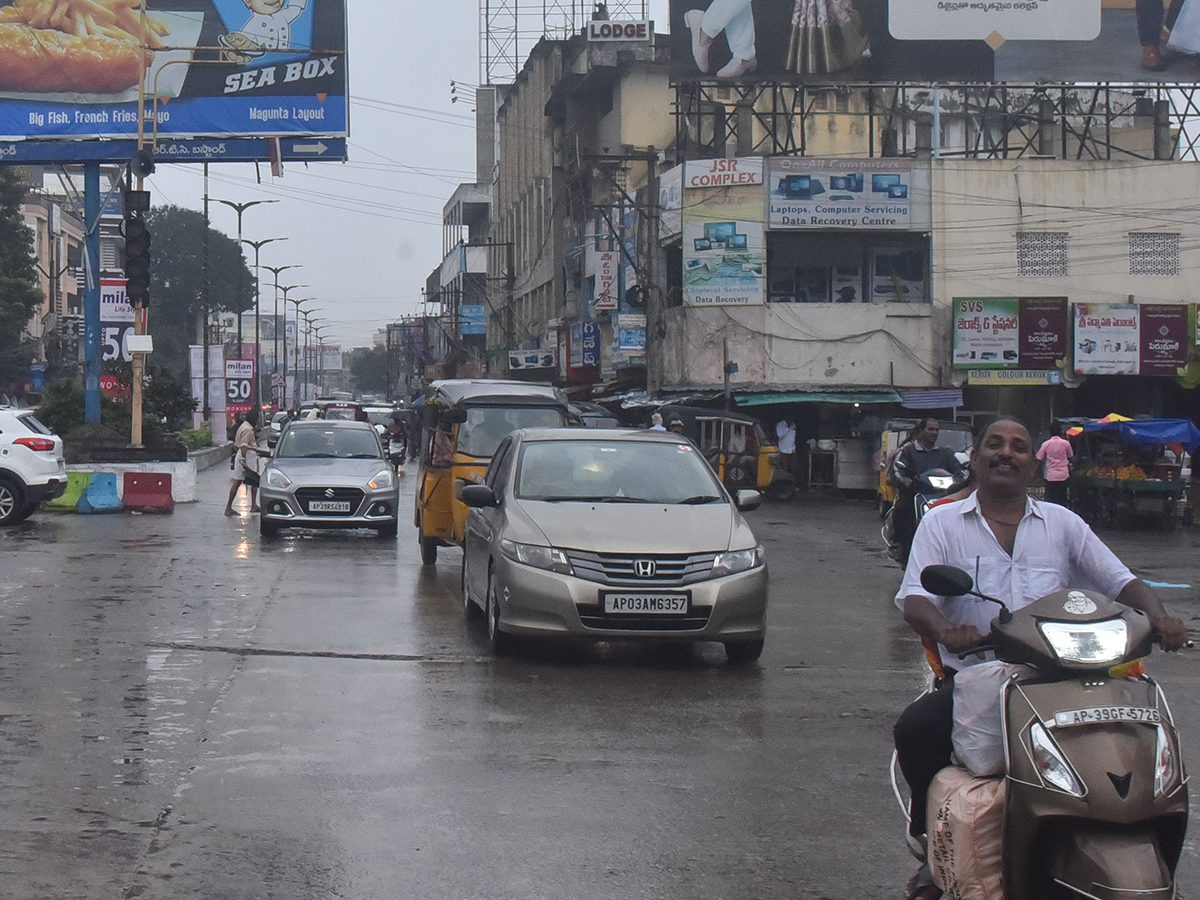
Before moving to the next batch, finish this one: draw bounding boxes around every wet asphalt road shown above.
[1,462,1198,900]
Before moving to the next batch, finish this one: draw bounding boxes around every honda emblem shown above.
[633,559,657,578]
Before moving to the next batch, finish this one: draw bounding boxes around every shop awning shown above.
[734,390,902,406]
[899,389,963,410]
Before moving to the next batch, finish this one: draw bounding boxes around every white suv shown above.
[0,408,67,525]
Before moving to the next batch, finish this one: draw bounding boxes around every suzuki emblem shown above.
[324,488,335,498]
[633,559,657,578]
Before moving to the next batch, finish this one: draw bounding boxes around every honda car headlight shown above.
[1039,619,1128,665]
[1030,721,1085,796]
[500,539,573,574]
[368,469,393,490]
[712,545,766,577]
[265,468,292,489]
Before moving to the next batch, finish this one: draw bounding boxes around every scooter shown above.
[882,467,969,563]
[913,565,1189,900]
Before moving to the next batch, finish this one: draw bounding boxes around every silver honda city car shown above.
[259,420,399,538]
[461,427,768,661]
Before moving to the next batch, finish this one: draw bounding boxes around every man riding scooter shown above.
[890,418,965,567]
[892,416,1188,900]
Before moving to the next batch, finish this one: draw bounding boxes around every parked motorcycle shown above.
[910,564,1189,900]
[882,467,969,564]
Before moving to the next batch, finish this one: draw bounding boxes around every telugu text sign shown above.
[1138,305,1189,376]
[0,0,347,141]
[888,0,1100,41]
[1073,304,1139,375]
[953,298,1019,368]
[1018,297,1068,368]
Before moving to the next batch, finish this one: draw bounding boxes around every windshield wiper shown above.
[301,452,336,458]
[346,453,380,458]
[527,494,647,503]
[679,495,723,504]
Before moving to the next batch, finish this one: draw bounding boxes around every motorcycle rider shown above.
[890,418,965,566]
[892,415,1188,900]
[388,409,408,463]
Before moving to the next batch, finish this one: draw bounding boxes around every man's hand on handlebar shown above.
[937,623,986,655]
[1151,615,1190,652]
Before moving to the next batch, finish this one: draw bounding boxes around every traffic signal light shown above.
[124,213,151,307]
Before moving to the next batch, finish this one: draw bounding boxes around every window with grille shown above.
[1129,232,1179,276]
[1016,232,1068,277]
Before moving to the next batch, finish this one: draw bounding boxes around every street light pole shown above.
[213,198,277,350]
[262,264,301,404]
[275,283,309,409]
[286,296,317,408]
[300,311,322,402]
[239,237,286,411]
[311,325,329,398]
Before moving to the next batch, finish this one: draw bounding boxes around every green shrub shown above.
[181,427,213,451]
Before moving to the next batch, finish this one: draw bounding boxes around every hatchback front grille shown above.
[563,550,719,587]
[294,487,365,515]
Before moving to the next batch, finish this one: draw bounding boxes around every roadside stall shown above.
[1069,418,1200,530]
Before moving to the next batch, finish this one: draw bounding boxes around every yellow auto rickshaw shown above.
[414,379,576,565]
[658,406,796,500]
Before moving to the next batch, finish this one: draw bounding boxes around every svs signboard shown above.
[0,0,346,140]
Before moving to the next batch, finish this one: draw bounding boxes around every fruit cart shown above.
[1069,418,1200,530]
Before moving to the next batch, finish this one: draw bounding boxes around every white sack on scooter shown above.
[927,766,1005,900]
[952,660,1035,777]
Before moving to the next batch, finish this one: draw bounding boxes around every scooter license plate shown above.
[1053,706,1161,728]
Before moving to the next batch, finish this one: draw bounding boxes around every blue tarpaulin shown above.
[1081,418,1200,453]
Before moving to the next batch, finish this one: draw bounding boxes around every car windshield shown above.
[277,427,381,459]
[365,410,393,426]
[457,405,569,458]
[515,439,725,503]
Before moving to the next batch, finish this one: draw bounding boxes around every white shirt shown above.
[895,492,1136,671]
[776,422,796,454]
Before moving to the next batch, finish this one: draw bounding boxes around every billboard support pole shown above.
[83,161,101,424]
[1154,100,1172,160]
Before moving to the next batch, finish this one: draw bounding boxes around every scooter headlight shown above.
[1030,721,1085,797]
[1038,619,1128,666]
[926,474,956,491]
[1155,724,1180,797]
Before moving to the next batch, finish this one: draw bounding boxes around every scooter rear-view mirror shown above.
[921,565,974,597]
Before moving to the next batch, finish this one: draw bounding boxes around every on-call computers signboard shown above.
[670,0,1189,84]
[0,0,346,140]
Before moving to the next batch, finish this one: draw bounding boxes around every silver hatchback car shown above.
[461,428,768,661]
[259,420,399,538]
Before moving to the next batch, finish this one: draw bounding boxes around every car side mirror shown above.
[461,484,499,508]
[735,489,761,511]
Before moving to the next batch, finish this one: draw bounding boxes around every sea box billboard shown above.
[0,0,347,140]
[670,0,1192,85]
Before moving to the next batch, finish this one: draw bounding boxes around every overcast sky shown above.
[140,0,668,353]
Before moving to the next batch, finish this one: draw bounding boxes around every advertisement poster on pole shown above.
[99,279,147,363]
[952,297,1019,368]
[682,159,765,307]
[0,0,347,141]
[589,249,619,311]
[1073,304,1139,375]
[225,358,255,417]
